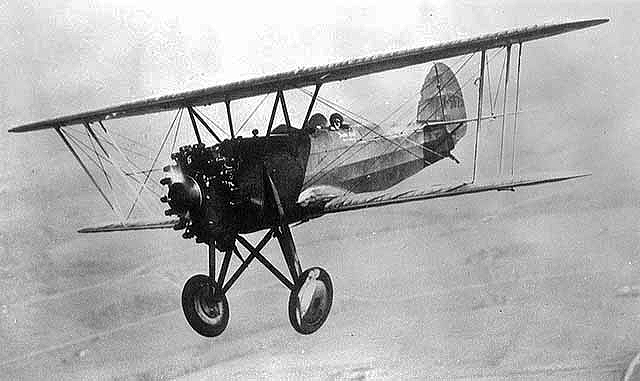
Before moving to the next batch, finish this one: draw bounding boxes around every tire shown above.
[288,267,333,335]
[182,274,229,337]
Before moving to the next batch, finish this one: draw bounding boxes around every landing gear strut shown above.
[180,225,333,337]
[274,223,333,335]
[181,243,232,337]
[180,170,333,337]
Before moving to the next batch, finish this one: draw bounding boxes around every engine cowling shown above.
[160,143,240,246]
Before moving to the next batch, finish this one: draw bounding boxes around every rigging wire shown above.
[299,52,475,188]
[59,129,118,214]
[382,53,475,127]
[91,130,155,161]
[196,107,231,140]
[126,108,182,219]
[297,54,475,180]
[86,126,113,190]
[300,90,434,189]
[69,128,163,190]
[109,128,156,153]
[97,121,158,215]
[85,125,123,220]
[492,48,507,112]
[302,48,506,192]
[171,108,184,153]
[237,93,270,135]
[64,131,164,198]
[486,51,493,115]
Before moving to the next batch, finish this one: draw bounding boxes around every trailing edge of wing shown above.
[78,218,179,233]
[9,19,607,133]
[79,173,589,232]
[300,172,590,218]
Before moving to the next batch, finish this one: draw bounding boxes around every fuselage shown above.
[167,61,468,245]
[217,121,464,235]
[304,123,451,193]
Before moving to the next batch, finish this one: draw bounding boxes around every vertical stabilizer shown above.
[417,63,467,143]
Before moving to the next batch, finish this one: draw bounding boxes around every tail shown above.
[417,62,467,144]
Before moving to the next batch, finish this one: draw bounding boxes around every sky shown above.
[0,0,637,270]
[0,1,639,378]
[2,0,638,227]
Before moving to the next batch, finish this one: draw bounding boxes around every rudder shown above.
[417,62,467,144]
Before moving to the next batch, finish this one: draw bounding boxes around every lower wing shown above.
[298,171,589,219]
[78,172,588,233]
[78,218,179,233]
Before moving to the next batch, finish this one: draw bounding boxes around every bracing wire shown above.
[126,108,182,219]
[301,47,507,192]
[237,93,270,135]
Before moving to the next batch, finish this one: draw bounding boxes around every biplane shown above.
[9,19,607,337]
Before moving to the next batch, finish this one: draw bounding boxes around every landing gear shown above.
[180,172,333,337]
[181,227,334,337]
[181,274,229,337]
[288,267,333,334]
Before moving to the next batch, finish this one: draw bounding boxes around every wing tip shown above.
[575,18,610,30]
[8,124,50,133]
[557,171,592,181]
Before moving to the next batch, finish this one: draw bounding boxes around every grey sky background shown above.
[1,2,640,378]
[1,0,637,278]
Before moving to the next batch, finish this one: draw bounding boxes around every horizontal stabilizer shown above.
[78,218,179,233]
[300,172,590,217]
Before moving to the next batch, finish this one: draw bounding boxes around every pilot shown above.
[305,113,329,131]
[329,113,344,131]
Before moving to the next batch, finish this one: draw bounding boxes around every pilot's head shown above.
[306,113,328,130]
[329,113,343,130]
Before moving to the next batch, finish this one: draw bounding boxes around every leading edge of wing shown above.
[78,218,179,233]
[9,18,608,133]
[301,172,591,217]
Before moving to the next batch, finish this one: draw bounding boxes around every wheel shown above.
[182,274,229,337]
[288,267,333,335]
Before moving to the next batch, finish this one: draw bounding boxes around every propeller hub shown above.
[167,175,202,214]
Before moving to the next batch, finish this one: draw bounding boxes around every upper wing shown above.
[9,19,606,133]
[299,172,590,219]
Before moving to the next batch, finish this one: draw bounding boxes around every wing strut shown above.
[187,106,203,144]
[266,89,292,136]
[302,84,322,128]
[510,43,524,177]
[188,106,223,143]
[266,91,280,136]
[55,127,118,215]
[498,44,512,175]
[472,50,487,183]
[279,90,292,127]
[225,100,234,138]
[84,123,123,221]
